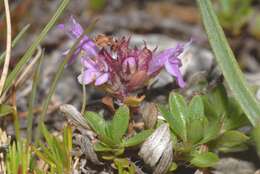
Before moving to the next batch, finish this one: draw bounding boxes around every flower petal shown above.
[66,16,84,39]
[122,57,136,73]
[80,57,97,69]
[95,73,109,86]
[59,16,99,59]
[148,41,190,75]
[77,69,96,85]
[164,59,185,88]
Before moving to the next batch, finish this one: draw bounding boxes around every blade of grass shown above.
[0,24,30,65]
[11,92,20,140]
[36,19,98,140]
[3,0,69,94]
[196,0,260,126]
[0,0,12,97]
[27,49,44,143]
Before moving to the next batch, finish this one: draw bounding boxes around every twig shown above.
[0,0,12,99]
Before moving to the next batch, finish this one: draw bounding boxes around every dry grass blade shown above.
[0,0,12,99]
[14,47,42,88]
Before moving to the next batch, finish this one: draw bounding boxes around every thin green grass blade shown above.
[0,24,30,65]
[196,0,260,126]
[3,0,69,94]
[27,51,44,143]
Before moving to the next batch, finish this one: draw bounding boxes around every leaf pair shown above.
[159,93,208,145]
[159,91,250,168]
[84,106,152,157]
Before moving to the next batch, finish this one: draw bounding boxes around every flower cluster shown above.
[59,16,190,103]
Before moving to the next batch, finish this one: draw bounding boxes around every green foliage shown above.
[6,140,36,174]
[210,130,249,152]
[197,0,260,127]
[190,151,219,168]
[84,106,153,159]
[113,158,135,174]
[0,104,13,117]
[203,84,249,130]
[32,124,73,174]
[159,87,249,168]
[216,0,253,35]
[251,125,260,157]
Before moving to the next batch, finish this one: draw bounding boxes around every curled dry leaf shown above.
[153,141,173,174]
[60,104,96,139]
[60,104,90,130]
[74,134,102,165]
[139,124,172,174]
[141,102,158,129]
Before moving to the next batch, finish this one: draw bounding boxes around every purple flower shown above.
[78,56,110,86]
[148,41,192,88]
[58,16,98,63]
[60,16,191,101]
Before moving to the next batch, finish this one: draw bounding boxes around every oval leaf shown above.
[169,92,188,141]
[124,129,153,147]
[111,106,130,144]
[190,152,219,168]
[84,111,106,137]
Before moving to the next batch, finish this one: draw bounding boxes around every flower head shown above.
[60,16,190,102]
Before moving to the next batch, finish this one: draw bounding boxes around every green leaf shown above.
[197,0,260,126]
[187,117,207,144]
[213,130,249,150]
[200,118,222,144]
[84,111,106,137]
[111,106,130,144]
[123,129,153,147]
[217,143,248,153]
[27,53,43,143]
[189,95,204,120]
[0,104,13,117]
[169,162,178,172]
[190,152,219,168]
[252,125,260,157]
[169,92,188,141]
[158,104,174,128]
[203,84,228,121]
[224,97,249,130]
[187,95,207,144]
[94,142,113,152]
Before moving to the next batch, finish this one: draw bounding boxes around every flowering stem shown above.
[81,68,87,115]
[36,19,98,140]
